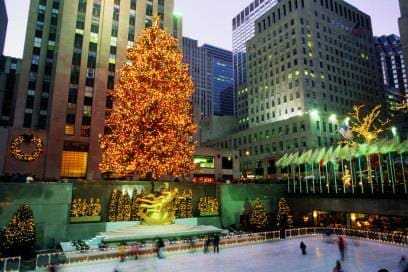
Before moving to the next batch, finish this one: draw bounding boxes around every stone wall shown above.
[0,183,72,249]
[219,183,286,228]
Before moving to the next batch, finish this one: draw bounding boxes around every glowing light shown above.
[391,126,397,137]
[329,114,337,122]
[313,211,318,218]
[310,109,319,119]
[350,213,356,221]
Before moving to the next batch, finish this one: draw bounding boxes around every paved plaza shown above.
[56,236,408,272]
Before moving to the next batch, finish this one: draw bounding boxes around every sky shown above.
[3,0,402,57]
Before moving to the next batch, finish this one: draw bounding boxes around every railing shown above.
[0,256,21,272]
[35,231,281,270]
[285,227,408,246]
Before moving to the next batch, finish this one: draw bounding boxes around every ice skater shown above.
[338,236,346,261]
[299,241,307,255]
[332,260,343,272]
[157,238,165,259]
[213,234,220,254]
[399,256,408,272]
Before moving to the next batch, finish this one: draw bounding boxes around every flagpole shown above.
[311,163,315,193]
[379,153,385,194]
[401,153,407,194]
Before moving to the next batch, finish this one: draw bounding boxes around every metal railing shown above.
[285,227,408,246]
[0,256,21,272]
[35,230,281,270]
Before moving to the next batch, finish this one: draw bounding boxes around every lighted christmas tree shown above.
[117,191,131,221]
[249,198,269,230]
[108,190,120,222]
[99,16,197,180]
[2,204,35,257]
[276,197,293,228]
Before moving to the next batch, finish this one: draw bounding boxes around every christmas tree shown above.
[249,198,269,230]
[131,189,144,221]
[2,204,35,257]
[276,197,293,228]
[117,191,131,221]
[108,190,120,222]
[99,16,197,180]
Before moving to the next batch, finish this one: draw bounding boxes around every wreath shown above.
[10,134,43,161]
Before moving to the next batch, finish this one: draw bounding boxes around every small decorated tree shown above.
[276,197,293,229]
[131,189,144,221]
[108,190,120,222]
[249,198,269,230]
[2,204,35,257]
[117,191,131,221]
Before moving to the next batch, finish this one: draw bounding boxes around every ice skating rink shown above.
[58,236,408,272]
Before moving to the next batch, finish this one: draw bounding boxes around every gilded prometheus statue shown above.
[138,183,178,225]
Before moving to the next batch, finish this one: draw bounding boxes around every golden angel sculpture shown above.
[137,183,178,225]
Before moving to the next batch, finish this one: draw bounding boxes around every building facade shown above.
[6,0,180,179]
[183,37,233,120]
[0,0,7,55]
[0,56,21,127]
[375,35,408,114]
[399,0,408,83]
[205,0,382,178]
[233,0,277,129]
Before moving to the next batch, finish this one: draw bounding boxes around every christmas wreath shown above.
[10,134,43,161]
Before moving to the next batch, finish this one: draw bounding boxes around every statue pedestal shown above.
[100,223,222,243]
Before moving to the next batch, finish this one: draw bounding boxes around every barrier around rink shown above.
[285,227,408,246]
[35,231,281,270]
[0,256,21,272]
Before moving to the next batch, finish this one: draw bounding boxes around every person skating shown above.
[157,238,165,259]
[338,236,346,261]
[400,256,408,272]
[299,241,307,255]
[213,234,220,254]
[332,260,343,272]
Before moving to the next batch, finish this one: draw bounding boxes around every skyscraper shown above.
[375,35,408,113]
[232,0,277,127]
[7,0,180,179]
[205,0,382,178]
[0,0,7,55]
[399,0,408,85]
[183,37,233,120]
[0,56,21,127]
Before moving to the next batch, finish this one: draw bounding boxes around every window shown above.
[61,151,88,177]
[193,156,215,169]
[222,157,233,169]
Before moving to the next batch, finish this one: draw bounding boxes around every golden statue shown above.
[137,183,178,225]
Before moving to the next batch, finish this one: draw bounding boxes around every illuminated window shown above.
[65,124,75,135]
[193,156,215,169]
[61,151,88,177]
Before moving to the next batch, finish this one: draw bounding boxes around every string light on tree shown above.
[99,16,197,180]
[2,204,35,258]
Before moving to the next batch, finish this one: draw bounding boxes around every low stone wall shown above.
[219,183,287,228]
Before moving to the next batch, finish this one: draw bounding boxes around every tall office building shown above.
[232,0,277,128]
[399,0,408,85]
[7,0,180,179]
[0,0,7,55]
[0,56,21,126]
[183,37,233,120]
[205,0,382,178]
[375,35,408,113]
